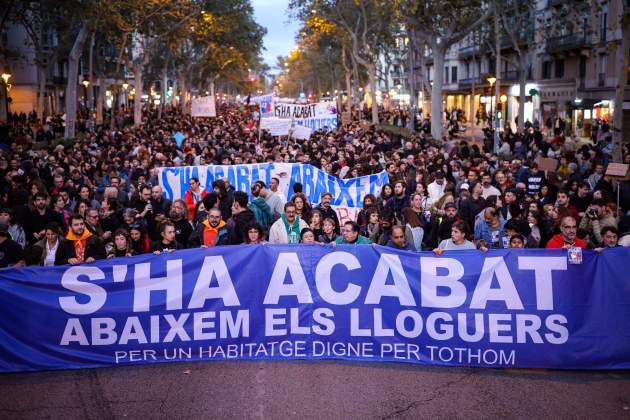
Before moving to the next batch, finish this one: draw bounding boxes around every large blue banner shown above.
[1,246,629,372]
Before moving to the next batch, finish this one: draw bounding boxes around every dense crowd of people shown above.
[0,102,628,268]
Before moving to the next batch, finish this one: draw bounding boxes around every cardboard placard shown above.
[536,157,558,172]
[605,163,629,178]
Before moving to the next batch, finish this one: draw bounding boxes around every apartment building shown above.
[393,0,629,136]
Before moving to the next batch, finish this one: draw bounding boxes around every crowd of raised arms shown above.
[0,102,628,268]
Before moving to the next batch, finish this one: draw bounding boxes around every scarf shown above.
[202,219,226,246]
[282,214,301,244]
[66,229,92,262]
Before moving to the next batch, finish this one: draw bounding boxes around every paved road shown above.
[1,361,629,419]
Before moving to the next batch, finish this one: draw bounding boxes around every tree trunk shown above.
[96,80,105,125]
[64,24,88,139]
[342,46,353,112]
[37,64,47,121]
[368,64,379,125]
[159,62,167,119]
[133,66,143,126]
[87,32,95,111]
[171,77,178,107]
[430,47,445,141]
[612,15,629,162]
[493,10,501,152]
[518,64,527,133]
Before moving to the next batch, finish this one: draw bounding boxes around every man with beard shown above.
[55,214,106,265]
[26,192,62,244]
[150,185,172,224]
[429,202,462,247]
[169,199,193,245]
[315,192,340,234]
[188,208,229,247]
[385,181,410,222]
[225,191,256,244]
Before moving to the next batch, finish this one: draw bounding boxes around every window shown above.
[466,62,470,78]
[451,66,458,82]
[600,3,608,42]
[555,59,565,79]
[542,61,551,79]
[579,56,586,78]
[445,66,449,83]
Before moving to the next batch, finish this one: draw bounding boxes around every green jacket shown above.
[335,235,372,245]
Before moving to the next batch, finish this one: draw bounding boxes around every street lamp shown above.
[486,76,496,127]
[82,79,90,110]
[1,70,10,118]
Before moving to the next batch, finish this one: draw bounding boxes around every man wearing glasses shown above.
[546,216,586,249]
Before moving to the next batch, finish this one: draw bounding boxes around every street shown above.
[1,360,629,419]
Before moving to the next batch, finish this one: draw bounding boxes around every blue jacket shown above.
[474,219,508,249]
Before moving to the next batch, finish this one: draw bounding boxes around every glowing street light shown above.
[0,72,10,84]
[122,82,129,90]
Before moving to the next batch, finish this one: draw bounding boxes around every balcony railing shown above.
[458,45,480,58]
[547,32,588,53]
[458,77,485,89]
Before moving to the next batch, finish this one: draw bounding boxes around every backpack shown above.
[248,198,273,232]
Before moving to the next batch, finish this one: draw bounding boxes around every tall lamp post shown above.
[487,76,496,128]
[1,70,11,121]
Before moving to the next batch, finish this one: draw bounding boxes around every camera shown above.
[588,208,598,217]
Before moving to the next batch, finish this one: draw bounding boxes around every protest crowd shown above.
[0,102,629,269]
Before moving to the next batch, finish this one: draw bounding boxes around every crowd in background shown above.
[0,102,628,268]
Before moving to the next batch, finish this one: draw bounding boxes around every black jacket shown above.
[55,235,106,265]
[228,209,257,245]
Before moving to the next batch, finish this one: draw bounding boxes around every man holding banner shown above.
[269,202,308,244]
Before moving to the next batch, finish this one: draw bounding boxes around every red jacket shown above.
[545,234,586,249]
[184,189,208,221]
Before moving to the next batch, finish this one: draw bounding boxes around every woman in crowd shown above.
[360,207,380,238]
[245,223,266,244]
[107,229,135,258]
[300,228,317,244]
[318,217,337,244]
[291,193,312,223]
[35,222,64,266]
[434,221,476,252]
[401,207,424,251]
[309,209,324,238]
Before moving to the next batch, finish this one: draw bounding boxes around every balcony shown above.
[547,33,588,53]
[458,45,480,59]
[458,77,485,89]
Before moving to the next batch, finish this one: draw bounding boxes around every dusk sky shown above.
[251,0,300,74]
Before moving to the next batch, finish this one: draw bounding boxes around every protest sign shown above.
[259,118,292,136]
[536,157,558,172]
[262,101,338,132]
[290,124,312,140]
[191,96,217,117]
[158,163,389,221]
[1,246,629,372]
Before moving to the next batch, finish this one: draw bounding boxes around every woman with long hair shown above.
[108,228,135,258]
[401,207,424,251]
[245,223,266,244]
[291,193,312,223]
[309,209,324,238]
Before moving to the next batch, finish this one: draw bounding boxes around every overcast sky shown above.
[251,0,300,73]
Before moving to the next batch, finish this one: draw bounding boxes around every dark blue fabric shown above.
[0,245,628,372]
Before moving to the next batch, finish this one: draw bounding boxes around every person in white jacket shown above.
[268,202,309,244]
[427,170,447,203]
